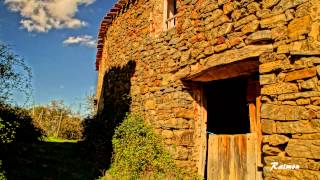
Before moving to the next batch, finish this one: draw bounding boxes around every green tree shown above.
[31,100,83,140]
[0,42,32,104]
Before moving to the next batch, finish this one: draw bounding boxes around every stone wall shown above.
[96,0,320,177]
[258,1,320,176]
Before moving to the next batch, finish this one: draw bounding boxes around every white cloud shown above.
[4,0,96,32]
[63,35,96,47]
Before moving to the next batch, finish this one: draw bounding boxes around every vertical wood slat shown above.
[207,135,219,180]
[207,134,257,180]
[246,133,257,180]
[249,103,257,133]
[255,96,263,180]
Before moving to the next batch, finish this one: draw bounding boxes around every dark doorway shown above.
[204,77,250,134]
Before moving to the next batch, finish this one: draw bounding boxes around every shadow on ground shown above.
[2,141,96,180]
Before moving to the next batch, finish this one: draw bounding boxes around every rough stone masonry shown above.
[95,0,320,179]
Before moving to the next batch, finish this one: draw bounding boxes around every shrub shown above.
[105,114,181,179]
[0,103,43,143]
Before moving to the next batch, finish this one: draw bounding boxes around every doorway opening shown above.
[204,77,250,134]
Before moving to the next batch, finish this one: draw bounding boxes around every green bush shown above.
[105,114,181,179]
[0,103,44,143]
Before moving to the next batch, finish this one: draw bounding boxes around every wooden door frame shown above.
[196,76,262,178]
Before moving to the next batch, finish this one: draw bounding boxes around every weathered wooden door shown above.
[207,133,258,180]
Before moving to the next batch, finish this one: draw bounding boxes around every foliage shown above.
[0,160,5,180]
[30,100,83,140]
[0,103,43,143]
[0,117,18,144]
[0,42,32,104]
[105,114,182,179]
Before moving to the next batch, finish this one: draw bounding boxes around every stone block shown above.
[241,20,259,34]
[162,130,174,139]
[234,14,257,28]
[259,60,291,74]
[271,25,288,40]
[286,139,320,159]
[296,98,310,105]
[173,130,194,146]
[261,104,310,120]
[276,120,320,133]
[223,2,234,15]
[293,133,320,140]
[247,2,261,14]
[300,77,318,90]
[173,108,194,120]
[246,30,272,44]
[261,83,298,95]
[218,23,233,36]
[263,134,289,146]
[260,74,277,85]
[278,91,320,101]
[263,144,283,155]
[212,15,231,27]
[260,14,287,28]
[285,68,317,81]
[163,118,191,129]
[273,0,308,14]
[262,119,276,134]
[288,15,312,39]
[262,0,281,9]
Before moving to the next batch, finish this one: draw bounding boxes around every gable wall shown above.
[96,0,320,177]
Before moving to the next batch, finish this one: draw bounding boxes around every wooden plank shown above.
[207,134,258,180]
[249,103,257,133]
[255,96,263,180]
[222,136,231,180]
[246,133,257,180]
[207,135,219,180]
[229,136,236,180]
[197,85,208,177]
[236,135,247,180]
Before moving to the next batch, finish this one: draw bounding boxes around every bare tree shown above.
[0,42,32,105]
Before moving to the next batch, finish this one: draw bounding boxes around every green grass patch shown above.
[44,136,78,143]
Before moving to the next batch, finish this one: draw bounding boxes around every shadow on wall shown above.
[82,60,136,177]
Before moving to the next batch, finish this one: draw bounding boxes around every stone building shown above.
[95,0,320,179]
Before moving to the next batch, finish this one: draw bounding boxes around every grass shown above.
[2,138,98,180]
[44,136,79,143]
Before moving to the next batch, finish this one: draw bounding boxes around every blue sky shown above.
[0,0,116,112]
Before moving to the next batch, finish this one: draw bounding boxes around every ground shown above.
[3,138,97,180]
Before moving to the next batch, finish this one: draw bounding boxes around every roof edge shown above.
[95,0,129,71]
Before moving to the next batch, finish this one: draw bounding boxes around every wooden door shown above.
[207,133,258,180]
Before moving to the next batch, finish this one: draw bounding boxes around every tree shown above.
[0,42,32,104]
[31,100,83,140]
